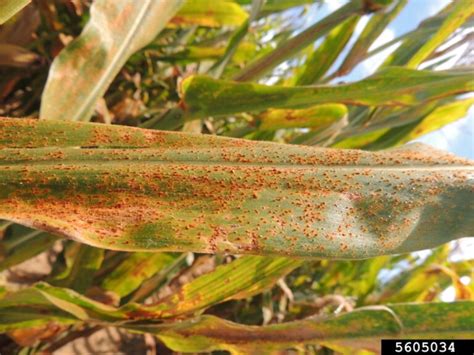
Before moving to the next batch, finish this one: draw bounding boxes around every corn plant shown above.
[0,0,473,353]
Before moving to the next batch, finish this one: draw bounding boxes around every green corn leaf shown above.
[233,0,365,81]
[0,0,30,25]
[0,287,78,331]
[332,100,441,148]
[182,68,473,119]
[350,101,440,136]
[169,0,248,28]
[40,0,184,122]
[101,252,177,298]
[0,253,301,326]
[295,16,359,85]
[3,282,472,353]
[209,0,264,78]
[376,246,450,303]
[332,129,390,149]
[333,0,407,77]
[122,256,301,319]
[0,226,57,272]
[405,0,473,69]
[156,42,257,64]
[384,1,474,68]
[0,118,473,259]
[334,96,472,150]
[367,97,474,150]
[314,256,391,303]
[235,0,314,14]
[50,243,104,293]
[259,104,348,130]
[129,253,188,302]
[129,302,474,353]
[393,97,474,144]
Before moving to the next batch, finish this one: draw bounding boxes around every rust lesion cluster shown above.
[0,118,473,258]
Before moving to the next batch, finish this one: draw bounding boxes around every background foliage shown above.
[0,0,473,353]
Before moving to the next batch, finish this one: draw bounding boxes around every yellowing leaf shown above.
[405,0,474,68]
[260,104,348,130]
[402,98,474,143]
[0,0,30,25]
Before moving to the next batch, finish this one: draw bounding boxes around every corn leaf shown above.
[209,0,264,78]
[392,98,474,144]
[367,98,474,150]
[383,1,473,68]
[0,0,30,25]
[1,282,472,354]
[157,42,257,64]
[295,16,359,85]
[122,256,301,319]
[259,104,348,130]
[101,252,177,298]
[0,227,57,272]
[133,302,474,353]
[332,129,389,149]
[50,243,104,293]
[169,0,247,28]
[0,287,78,330]
[0,118,473,258]
[374,247,450,303]
[405,0,473,69]
[182,68,473,119]
[333,0,407,77]
[233,0,365,81]
[0,253,300,324]
[40,0,184,122]
[235,0,314,13]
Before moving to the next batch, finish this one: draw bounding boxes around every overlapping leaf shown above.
[133,302,474,353]
[182,67,473,118]
[0,226,57,272]
[40,0,184,122]
[1,283,472,353]
[233,0,367,81]
[333,0,407,77]
[259,104,348,130]
[383,0,474,68]
[101,252,177,298]
[50,243,104,293]
[169,0,248,28]
[295,16,359,85]
[0,0,30,25]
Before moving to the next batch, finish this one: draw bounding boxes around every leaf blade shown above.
[0,0,30,25]
[40,0,184,122]
[0,118,473,259]
[182,68,474,118]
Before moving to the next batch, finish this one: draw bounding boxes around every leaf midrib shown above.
[1,160,472,171]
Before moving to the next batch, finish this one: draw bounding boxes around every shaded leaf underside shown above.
[0,282,472,353]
